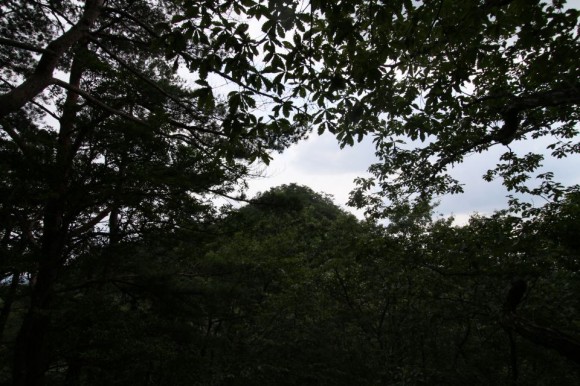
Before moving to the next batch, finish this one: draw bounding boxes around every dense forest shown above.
[1,0,579,385]
[2,183,580,385]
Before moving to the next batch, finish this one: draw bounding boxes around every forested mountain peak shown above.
[240,183,348,219]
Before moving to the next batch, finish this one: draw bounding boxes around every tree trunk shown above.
[12,250,61,386]
[0,271,20,341]
[11,39,89,385]
[501,279,580,366]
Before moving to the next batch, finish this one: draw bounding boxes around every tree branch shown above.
[89,36,225,136]
[0,120,31,157]
[90,38,186,107]
[507,85,580,112]
[101,7,159,37]
[501,279,580,365]
[0,0,104,119]
[51,78,230,165]
[508,314,580,365]
[50,78,149,127]
[93,32,149,48]
[483,0,517,8]
[0,37,55,55]
[102,7,282,103]
[430,123,539,179]
[70,206,112,236]
[0,76,60,121]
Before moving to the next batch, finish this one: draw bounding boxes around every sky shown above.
[244,130,579,224]
[221,0,580,223]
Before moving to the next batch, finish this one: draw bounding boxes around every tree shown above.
[3,1,579,384]
[296,0,580,216]
[28,184,380,385]
[0,1,310,384]
[410,198,580,384]
[209,186,580,385]
[4,181,576,385]
[197,184,372,385]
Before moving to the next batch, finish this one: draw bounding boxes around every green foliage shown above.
[0,1,314,383]
[33,186,578,385]
[29,184,375,385]
[1,1,579,384]
[298,0,580,216]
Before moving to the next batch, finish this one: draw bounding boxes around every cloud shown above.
[286,132,378,174]
[246,132,375,217]
[247,128,579,222]
[436,136,580,224]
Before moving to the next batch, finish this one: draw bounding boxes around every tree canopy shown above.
[0,1,312,383]
[2,184,578,385]
[300,0,579,215]
[0,0,579,385]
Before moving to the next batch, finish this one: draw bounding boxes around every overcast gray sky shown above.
[244,129,578,223]
[237,0,580,223]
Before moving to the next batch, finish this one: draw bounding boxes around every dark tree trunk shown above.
[0,270,20,341]
[11,38,90,385]
[13,189,70,385]
[64,357,83,386]
[12,254,61,386]
[501,279,580,366]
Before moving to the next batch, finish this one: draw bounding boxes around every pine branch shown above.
[0,0,105,119]
[50,77,149,127]
[70,206,112,236]
[0,37,55,55]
